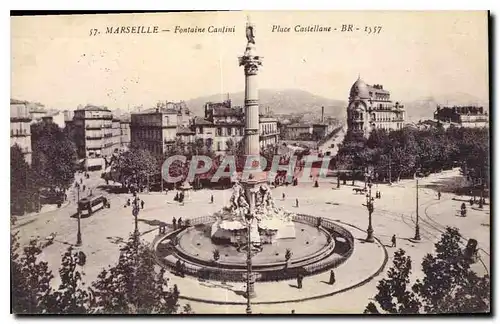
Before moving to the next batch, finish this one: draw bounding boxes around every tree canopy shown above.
[31,121,77,192]
[365,227,490,314]
[11,229,191,314]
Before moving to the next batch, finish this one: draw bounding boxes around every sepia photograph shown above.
[10,10,490,315]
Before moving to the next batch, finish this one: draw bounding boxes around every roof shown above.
[177,126,195,135]
[77,105,110,112]
[212,106,244,117]
[136,107,179,115]
[288,123,311,128]
[192,116,214,125]
[10,99,28,105]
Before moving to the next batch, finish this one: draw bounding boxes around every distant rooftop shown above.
[77,105,110,112]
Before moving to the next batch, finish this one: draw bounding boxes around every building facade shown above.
[346,77,405,137]
[130,101,191,158]
[434,105,489,128]
[42,111,66,129]
[190,99,279,154]
[119,116,131,149]
[259,116,280,148]
[282,123,313,140]
[72,105,120,170]
[10,99,32,164]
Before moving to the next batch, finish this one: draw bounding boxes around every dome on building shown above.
[349,77,370,99]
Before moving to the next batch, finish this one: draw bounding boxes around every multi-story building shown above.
[28,102,47,124]
[41,111,66,129]
[347,77,405,137]
[112,117,122,150]
[190,99,279,154]
[130,101,191,158]
[72,105,120,170]
[205,100,245,152]
[282,123,313,140]
[434,105,489,128]
[119,115,131,149]
[10,99,32,164]
[259,116,280,148]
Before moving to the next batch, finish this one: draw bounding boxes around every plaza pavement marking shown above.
[159,221,388,305]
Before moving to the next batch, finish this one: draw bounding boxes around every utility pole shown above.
[245,215,255,314]
[414,170,421,241]
[388,153,392,185]
[75,183,82,246]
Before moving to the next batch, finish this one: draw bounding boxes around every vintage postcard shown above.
[10,11,490,315]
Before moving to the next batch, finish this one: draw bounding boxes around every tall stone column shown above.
[239,21,264,214]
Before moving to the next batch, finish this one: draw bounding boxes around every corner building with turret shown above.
[346,77,405,137]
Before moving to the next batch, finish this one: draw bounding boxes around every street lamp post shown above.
[245,213,256,314]
[365,171,375,243]
[75,183,82,246]
[132,197,140,239]
[414,170,421,241]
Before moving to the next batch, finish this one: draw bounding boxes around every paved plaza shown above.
[11,168,490,314]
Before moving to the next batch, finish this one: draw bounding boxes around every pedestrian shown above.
[83,185,86,191]
[297,273,303,289]
[291,310,295,314]
[172,217,177,230]
[178,218,183,228]
[469,198,474,206]
[141,200,144,209]
[438,191,441,200]
[379,191,382,199]
[211,194,214,204]
[127,198,131,206]
[296,198,299,208]
[329,270,336,285]
[282,193,285,201]
[181,261,186,277]
[80,178,83,184]
[174,192,179,202]
[391,234,396,248]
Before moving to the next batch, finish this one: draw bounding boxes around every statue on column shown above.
[246,22,255,44]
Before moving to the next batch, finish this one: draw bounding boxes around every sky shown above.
[11,11,489,111]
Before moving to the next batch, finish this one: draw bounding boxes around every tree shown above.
[11,229,54,314]
[365,227,490,314]
[89,235,187,314]
[46,248,90,314]
[365,249,420,314]
[115,147,158,190]
[413,227,489,313]
[31,121,77,192]
[11,145,38,214]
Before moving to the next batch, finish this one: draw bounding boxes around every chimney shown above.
[321,106,325,123]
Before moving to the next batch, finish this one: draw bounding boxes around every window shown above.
[217,128,222,136]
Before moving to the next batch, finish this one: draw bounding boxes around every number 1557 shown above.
[365,26,382,34]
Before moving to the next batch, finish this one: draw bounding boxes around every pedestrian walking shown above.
[127,198,131,206]
[438,191,441,200]
[282,193,286,201]
[469,198,474,206]
[391,234,397,248]
[141,200,145,209]
[211,195,214,204]
[172,217,177,230]
[329,270,336,285]
[178,218,183,228]
[296,198,299,208]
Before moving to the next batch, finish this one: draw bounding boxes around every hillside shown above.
[185,89,347,120]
